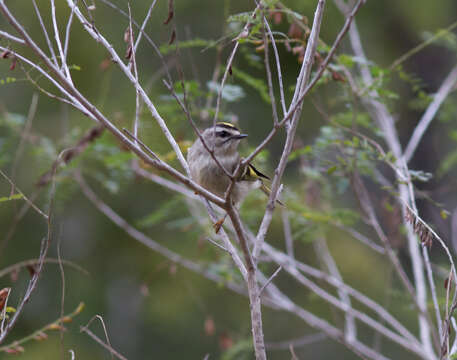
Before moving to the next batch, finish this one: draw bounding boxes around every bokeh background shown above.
[1,0,457,359]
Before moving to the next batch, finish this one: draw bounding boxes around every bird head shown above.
[201,122,248,156]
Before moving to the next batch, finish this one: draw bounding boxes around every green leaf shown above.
[137,197,182,228]
[0,193,24,202]
[438,149,457,177]
[440,210,450,220]
[207,81,246,102]
[0,77,16,85]
[327,165,337,175]
[338,54,355,68]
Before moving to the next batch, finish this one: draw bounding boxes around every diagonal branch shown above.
[404,63,457,162]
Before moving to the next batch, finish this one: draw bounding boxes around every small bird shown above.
[187,122,279,231]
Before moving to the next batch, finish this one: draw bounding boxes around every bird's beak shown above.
[232,133,248,140]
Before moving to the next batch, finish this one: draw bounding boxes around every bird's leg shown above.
[213,213,228,234]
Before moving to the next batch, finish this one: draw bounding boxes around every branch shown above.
[404,63,457,162]
[252,0,327,261]
[75,173,246,294]
[64,0,189,174]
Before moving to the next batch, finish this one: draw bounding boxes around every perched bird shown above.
[187,122,280,231]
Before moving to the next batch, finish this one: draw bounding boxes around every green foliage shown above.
[221,339,253,360]
[422,28,457,52]
[137,197,183,228]
[159,38,217,55]
[229,66,270,104]
[437,96,457,123]
[438,149,457,177]
[0,193,24,202]
[0,76,16,85]
[207,81,246,102]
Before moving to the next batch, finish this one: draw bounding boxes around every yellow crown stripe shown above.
[216,122,236,128]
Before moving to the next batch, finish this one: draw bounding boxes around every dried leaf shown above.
[287,23,302,39]
[168,29,176,45]
[61,316,73,323]
[123,26,131,43]
[272,10,282,25]
[1,49,10,59]
[99,58,111,71]
[125,45,132,60]
[26,264,37,277]
[47,323,66,331]
[255,44,265,52]
[169,263,177,275]
[34,331,48,341]
[4,346,24,354]
[9,56,17,71]
[0,288,10,312]
[10,268,19,283]
[219,332,233,350]
[331,71,346,82]
[140,283,150,297]
[204,316,215,336]
[445,277,450,290]
[163,0,174,25]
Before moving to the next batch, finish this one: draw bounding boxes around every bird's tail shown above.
[260,182,285,207]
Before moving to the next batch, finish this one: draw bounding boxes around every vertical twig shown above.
[32,0,58,67]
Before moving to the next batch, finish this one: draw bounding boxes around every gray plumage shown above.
[187,123,262,205]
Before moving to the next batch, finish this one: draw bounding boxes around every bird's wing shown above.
[247,163,270,180]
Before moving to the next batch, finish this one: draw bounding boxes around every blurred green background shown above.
[1,0,457,359]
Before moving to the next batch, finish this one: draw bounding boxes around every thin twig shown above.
[0,29,25,44]
[0,169,48,219]
[133,0,158,53]
[0,302,84,352]
[263,15,286,116]
[0,258,89,279]
[262,19,279,125]
[32,0,58,67]
[212,3,262,128]
[63,0,76,65]
[50,0,72,81]
[259,266,282,295]
[404,63,457,162]
[253,0,327,261]
[81,315,115,360]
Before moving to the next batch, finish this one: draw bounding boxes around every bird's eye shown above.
[217,130,230,138]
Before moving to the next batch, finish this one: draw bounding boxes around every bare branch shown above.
[259,266,282,295]
[262,19,279,125]
[0,29,25,44]
[133,0,158,53]
[212,3,261,127]
[32,0,58,67]
[253,0,327,261]
[314,237,357,343]
[63,0,76,65]
[75,173,245,293]
[0,169,48,219]
[263,15,286,116]
[64,0,189,174]
[404,64,457,162]
[81,315,115,360]
[50,0,72,81]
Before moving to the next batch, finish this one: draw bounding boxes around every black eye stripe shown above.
[217,130,230,138]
